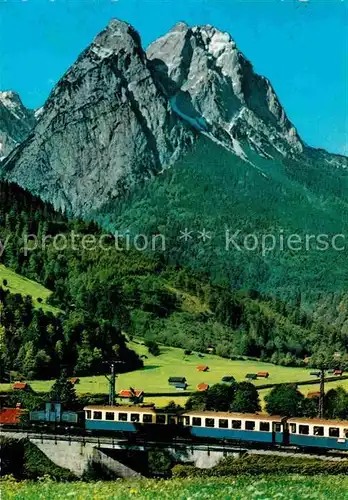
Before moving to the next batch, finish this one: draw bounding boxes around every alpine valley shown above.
[1,19,348,374]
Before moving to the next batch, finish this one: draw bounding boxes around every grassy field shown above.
[1,476,348,499]
[2,340,345,408]
[0,265,59,314]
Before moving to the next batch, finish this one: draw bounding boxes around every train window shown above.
[274,423,281,432]
[290,423,297,433]
[205,418,215,428]
[260,422,270,432]
[178,416,190,425]
[299,425,309,435]
[131,414,140,422]
[156,415,166,424]
[93,411,102,420]
[192,417,201,426]
[329,427,339,438]
[313,426,324,436]
[232,420,242,430]
[245,421,255,431]
[105,412,115,421]
[143,414,153,423]
[86,410,91,419]
[118,413,128,422]
[168,416,176,425]
[219,419,228,428]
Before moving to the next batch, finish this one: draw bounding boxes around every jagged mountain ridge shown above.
[0,91,36,161]
[0,20,195,215]
[1,19,346,218]
[147,22,303,161]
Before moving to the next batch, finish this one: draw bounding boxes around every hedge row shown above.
[172,454,348,477]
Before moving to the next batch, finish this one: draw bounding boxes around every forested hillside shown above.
[1,180,347,381]
[94,136,348,302]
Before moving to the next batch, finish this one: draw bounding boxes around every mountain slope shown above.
[0,91,36,160]
[94,134,348,299]
[0,19,347,301]
[1,180,346,368]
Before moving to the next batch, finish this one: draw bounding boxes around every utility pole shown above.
[318,368,325,419]
[104,360,125,406]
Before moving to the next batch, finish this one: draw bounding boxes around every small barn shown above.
[221,376,235,383]
[168,377,186,386]
[307,391,321,399]
[334,369,343,376]
[246,373,257,380]
[175,382,187,390]
[118,389,144,403]
[257,372,269,379]
[196,383,209,392]
[196,365,209,372]
[69,378,80,385]
[12,382,31,391]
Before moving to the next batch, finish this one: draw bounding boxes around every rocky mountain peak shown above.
[147,23,303,159]
[0,91,36,160]
[0,19,194,215]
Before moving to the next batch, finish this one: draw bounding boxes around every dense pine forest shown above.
[0,180,347,381]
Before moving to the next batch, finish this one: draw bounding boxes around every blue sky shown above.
[0,0,347,155]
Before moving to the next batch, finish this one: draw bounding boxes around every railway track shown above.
[2,428,348,461]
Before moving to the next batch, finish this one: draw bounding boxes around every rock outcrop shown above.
[0,91,36,160]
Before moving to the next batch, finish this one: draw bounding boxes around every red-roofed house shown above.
[257,372,269,378]
[307,391,321,399]
[69,378,80,385]
[334,369,343,376]
[118,389,144,403]
[196,383,209,392]
[0,407,24,425]
[197,366,209,372]
[12,382,31,391]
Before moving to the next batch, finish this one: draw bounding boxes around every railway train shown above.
[17,402,348,452]
[83,405,348,451]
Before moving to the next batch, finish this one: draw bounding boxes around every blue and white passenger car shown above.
[180,411,285,445]
[288,417,348,451]
[84,405,176,433]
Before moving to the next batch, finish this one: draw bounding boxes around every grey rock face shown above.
[0,91,36,160]
[147,23,304,159]
[1,20,195,215]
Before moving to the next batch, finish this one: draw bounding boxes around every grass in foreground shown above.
[1,475,348,499]
[0,264,59,314]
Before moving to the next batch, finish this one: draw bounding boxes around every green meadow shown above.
[0,265,59,314]
[2,340,345,408]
